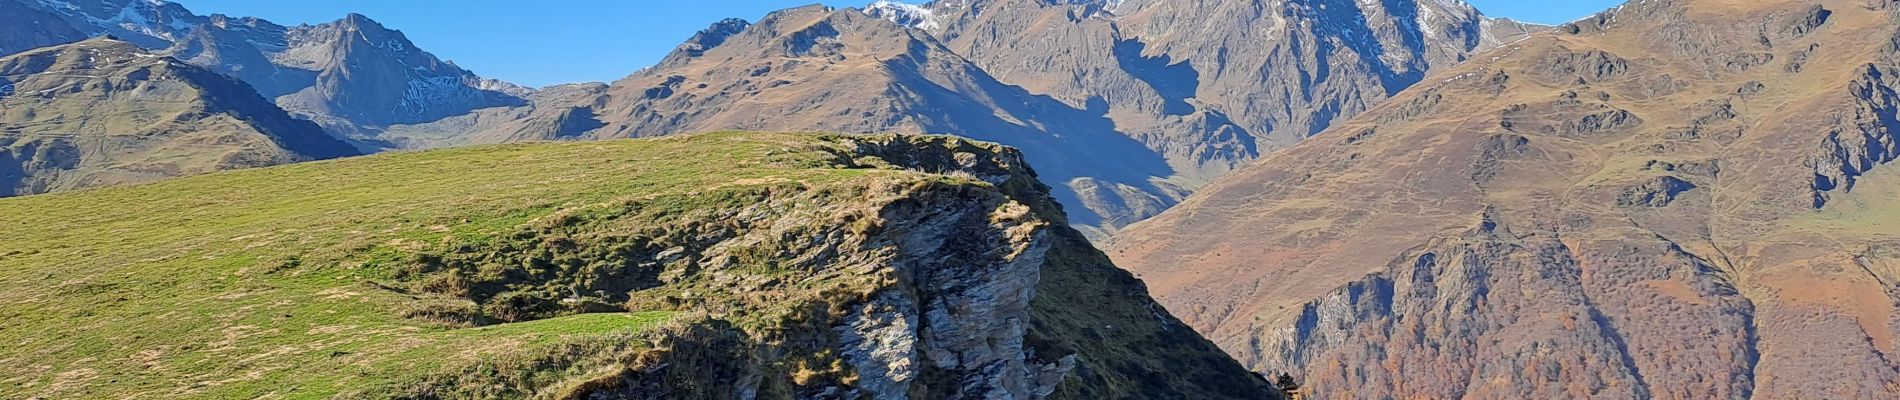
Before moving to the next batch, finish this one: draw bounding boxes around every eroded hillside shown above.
[1113,0,1900,398]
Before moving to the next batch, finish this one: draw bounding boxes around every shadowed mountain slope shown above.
[0,37,357,196]
[397,0,1541,238]
[0,0,528,144]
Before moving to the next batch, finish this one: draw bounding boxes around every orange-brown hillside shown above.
[1113,0,1900,398]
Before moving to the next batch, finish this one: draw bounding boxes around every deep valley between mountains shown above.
[2,0,1898,399]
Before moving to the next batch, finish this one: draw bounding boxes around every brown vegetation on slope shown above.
[1113,0,1900,398]
[0,37,357,196]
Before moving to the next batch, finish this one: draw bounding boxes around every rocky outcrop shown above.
[0,132,1274,398]
[1114,0,1900,398]
[363,134,1277,399]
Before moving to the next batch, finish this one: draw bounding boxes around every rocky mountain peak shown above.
[653,17,754,70]
[326,13,408,44]
[707,4,926,61]
[688,18,752,52]
[292,13,416,58]
[337,12,378,27]
[203,13,268,29]
[266,12,527,130]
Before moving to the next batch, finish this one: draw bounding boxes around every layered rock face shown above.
[411,0,1537,238]
[581,134,1282,399]
[0,0,527,143]
[0,37,357,196]
[1113,0,1900,398]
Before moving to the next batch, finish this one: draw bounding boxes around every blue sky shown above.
[171,0,1625,87]
[1468,0,1624,25]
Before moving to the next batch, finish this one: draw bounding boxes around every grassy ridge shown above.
[0,132,909,398]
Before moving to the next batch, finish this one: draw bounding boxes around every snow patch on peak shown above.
[863,1,941,31]
[1048,0,1124,6]
[35,0,200,41]
[1417,0,1481,36]
[35,0,80,11]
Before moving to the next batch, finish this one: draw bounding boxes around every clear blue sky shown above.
[1467,0,1625,25]
[170,0,1624,87]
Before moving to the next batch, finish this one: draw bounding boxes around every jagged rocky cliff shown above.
[0,132,1275,399]
[1113,0,1900,398]
[0,37,357,196]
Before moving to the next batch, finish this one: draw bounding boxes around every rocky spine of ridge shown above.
[0,37,358,196]
[1111,0,1900,398]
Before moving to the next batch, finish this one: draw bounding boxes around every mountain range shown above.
[0,0,1550,234]
[0,0,527,146]
[368,0,1547,237]
[9,0,1900,398]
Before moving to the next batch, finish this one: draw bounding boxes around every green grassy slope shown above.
[0,132,905,398]
[0,131,1275,399]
